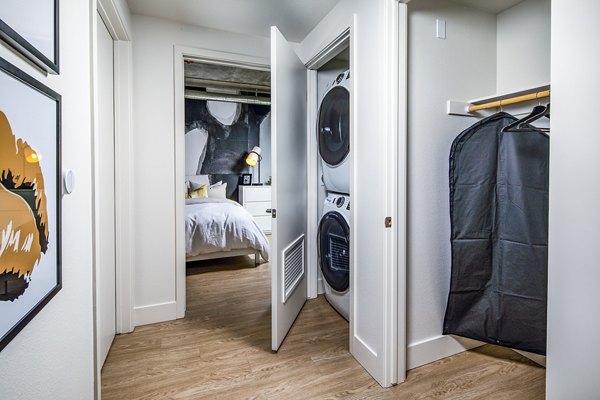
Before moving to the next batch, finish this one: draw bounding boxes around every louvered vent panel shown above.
[329,234,349,272]
[282,235,305,302]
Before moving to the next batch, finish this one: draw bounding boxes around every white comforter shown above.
[185,198,270,261]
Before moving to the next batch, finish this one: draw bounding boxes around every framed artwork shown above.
[241,173,252,185]
[0,56,61,351]
[0,0,60,74]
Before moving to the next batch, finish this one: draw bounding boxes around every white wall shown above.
[406,0,497,369]
[259,113,271,184]
[547,0,600,398]
[496,0,551,93]
[0,0,95,399]
[131,15,270,324]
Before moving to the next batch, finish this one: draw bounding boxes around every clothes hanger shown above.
[501,104,546,132]
[502,103,550,132]
[517,103,550,128]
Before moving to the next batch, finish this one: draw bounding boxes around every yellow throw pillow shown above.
[189,184,208,199]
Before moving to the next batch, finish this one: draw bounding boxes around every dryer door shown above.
[318,211,350,292]
[318,86,350,166]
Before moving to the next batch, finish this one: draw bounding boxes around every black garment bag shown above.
[443,112,549,355]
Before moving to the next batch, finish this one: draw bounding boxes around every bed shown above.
[185,175,270,265]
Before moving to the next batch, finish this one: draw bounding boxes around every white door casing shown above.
[173,46,270,320]
[96,11,116,368]
[270,26,309,351]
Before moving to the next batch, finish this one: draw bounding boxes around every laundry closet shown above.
[273,0,554,387]
[268,0,399,387]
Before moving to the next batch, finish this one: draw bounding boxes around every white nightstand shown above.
[238,185,272,233]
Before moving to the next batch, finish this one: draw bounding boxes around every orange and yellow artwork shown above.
[0,111,49,301]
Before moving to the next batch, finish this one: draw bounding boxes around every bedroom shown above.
[183,59,271,265]
[0,0,598,399]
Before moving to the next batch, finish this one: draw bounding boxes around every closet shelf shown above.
[447,84,551,117]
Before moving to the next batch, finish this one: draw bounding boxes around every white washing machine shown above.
[318,193,351,320]
[318,69,351,195]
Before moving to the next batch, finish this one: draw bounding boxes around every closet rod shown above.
[468,90,550,112]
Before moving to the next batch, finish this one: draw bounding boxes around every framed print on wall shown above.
[0,56,61,351]
[0,0,59,74]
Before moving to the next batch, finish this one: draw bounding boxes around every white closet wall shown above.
[547,0,600,398]
[406,0,551,369]
[496,0,550,93]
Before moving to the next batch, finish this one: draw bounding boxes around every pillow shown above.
[189,180,205,192]
[207,182,227,199]
[209,180,223,188]
[189,184,208,199]
[186,175,210,191]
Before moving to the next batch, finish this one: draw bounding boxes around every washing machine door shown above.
[318,86,350,166]
[318,211,350,292]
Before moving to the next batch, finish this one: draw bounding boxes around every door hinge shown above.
[272,209,277,218]
[385,217,392,228]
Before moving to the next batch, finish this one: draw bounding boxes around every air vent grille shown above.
[282,235,305,302]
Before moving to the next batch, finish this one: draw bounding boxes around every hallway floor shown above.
[101,256,545,399]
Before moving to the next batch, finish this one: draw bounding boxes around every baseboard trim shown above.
[133,301,177,327]
[407,334,484,370]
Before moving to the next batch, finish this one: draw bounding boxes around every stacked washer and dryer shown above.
[317,69,351,320]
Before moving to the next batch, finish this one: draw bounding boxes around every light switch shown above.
[436,19,446,39]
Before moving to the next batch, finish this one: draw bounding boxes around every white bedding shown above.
[185,197,270,261]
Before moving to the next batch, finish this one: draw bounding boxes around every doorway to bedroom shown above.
[181,57,273,323]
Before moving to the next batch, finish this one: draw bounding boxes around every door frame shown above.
[305,28,351,300]
[173,46,270,318]
[393,0,407,384]
[92,0,134,396]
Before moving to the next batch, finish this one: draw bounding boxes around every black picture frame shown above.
[241,173,252,186]
[0,56,62,352]
[0,1,60,74]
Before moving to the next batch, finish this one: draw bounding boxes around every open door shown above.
[271,26,308,351]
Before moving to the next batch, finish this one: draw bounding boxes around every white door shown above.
[97,12,116,368]
[271,26,308,351]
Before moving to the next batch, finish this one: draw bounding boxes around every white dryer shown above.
[318,70,351,195]
[318,193,351,320]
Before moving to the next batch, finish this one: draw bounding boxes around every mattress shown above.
[185,197,270,261]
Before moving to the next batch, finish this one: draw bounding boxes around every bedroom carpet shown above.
[101,256,545,399]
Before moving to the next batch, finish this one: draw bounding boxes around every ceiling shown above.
[126,0,340,42]
[184,61,270,92]
[449,0,525,14]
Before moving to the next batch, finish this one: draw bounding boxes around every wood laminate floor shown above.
[101,256,545,399]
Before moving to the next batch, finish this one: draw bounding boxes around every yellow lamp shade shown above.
[245,146,261,166]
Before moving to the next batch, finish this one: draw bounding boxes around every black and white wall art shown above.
[0,0,59,74]
[0,57,61,351]
[185,98,270,199]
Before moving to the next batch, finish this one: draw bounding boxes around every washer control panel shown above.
[326,194,350,211]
